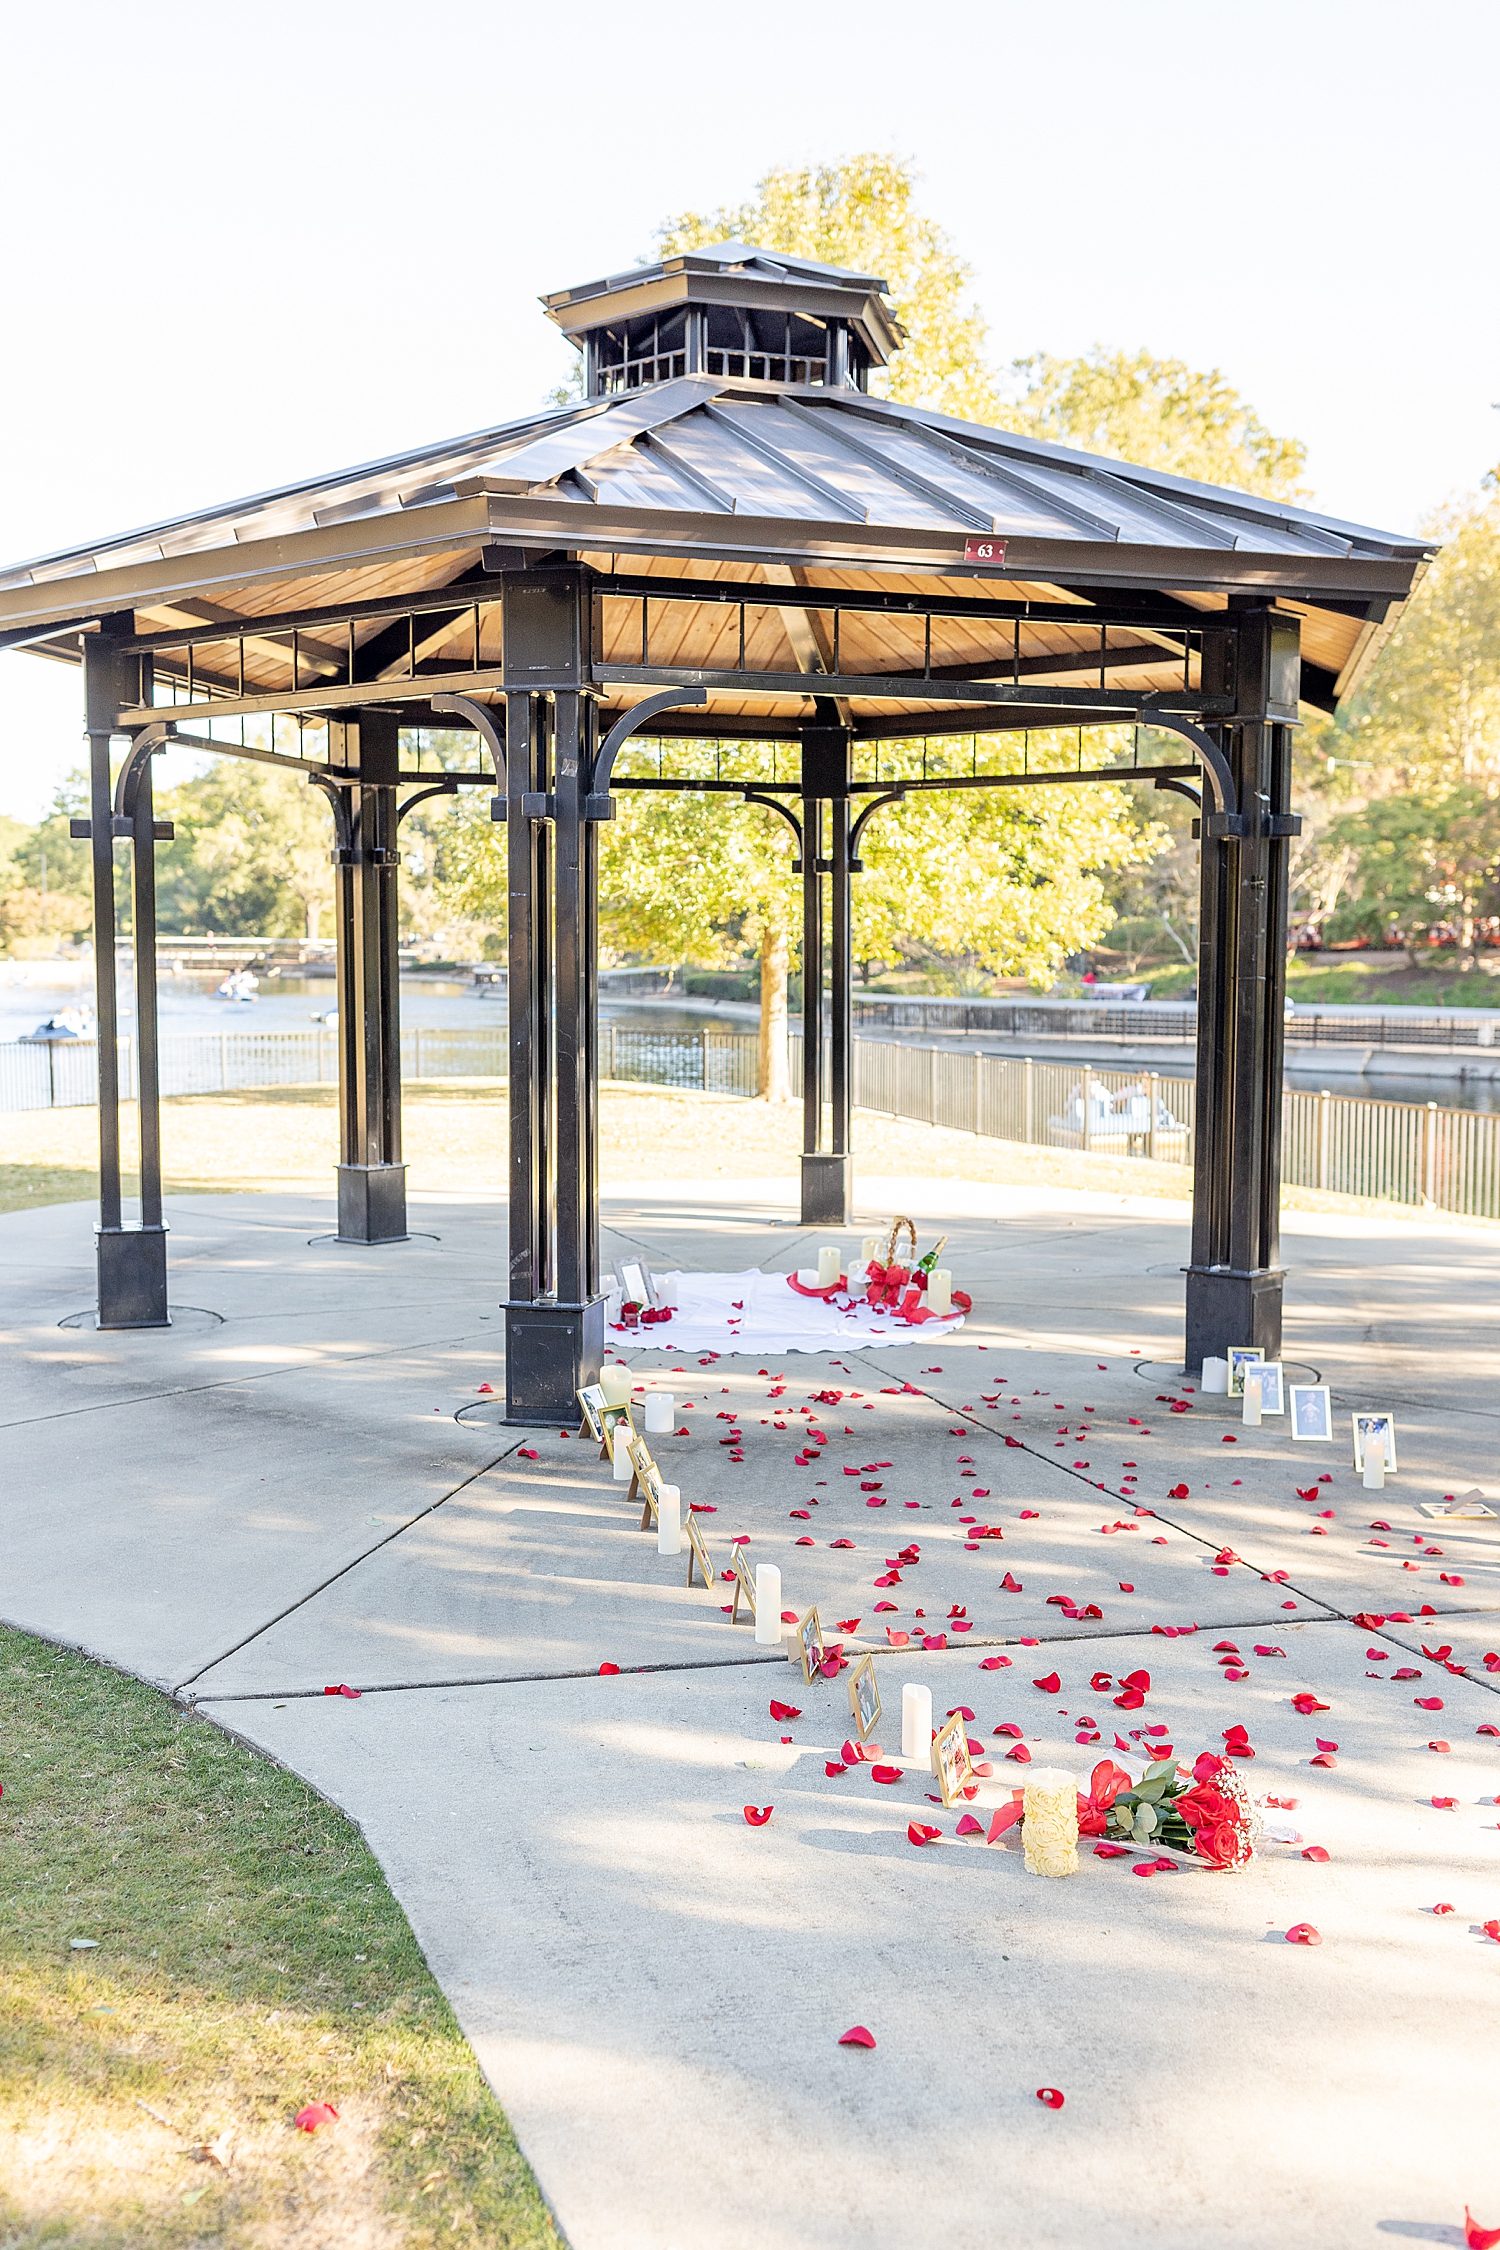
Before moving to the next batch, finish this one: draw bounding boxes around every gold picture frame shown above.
[685,1509,714,1591]
[847,1653,882,1743]
[796,1605,825,1684]
[933,1709,976,1809]
[729,1545,756,1624]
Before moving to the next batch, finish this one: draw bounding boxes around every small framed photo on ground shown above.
[796,1605,825,1684]
[847,1653,882,1744]
[629,1437,661,1525]
[1228,1348,1264,1398]
[685,1508,714,1590]
[1419,1491,1496,1519]
[1289,1384,1333,1442]
[933,1710,976,1809]
[729,1545,756,1624]
[615,1257,655,1310]
[1351,1413,1398,1474]
[576,1384,608,1442]
[1253,1361,1285,1414]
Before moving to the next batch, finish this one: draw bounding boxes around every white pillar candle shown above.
[612,1427,634,1481]
[1242,1374,1262,1427]
[846,1259,869,1291]
[599,1365,632,1408]
[861,1236,881,1264]
[926,1267,952,1316]
[1022,1767,1080,1878]
[656,1483,681,1555]
[1202,1356,1228,1394]
[901,1683,933,1767]
[1363,1451,1386,1490]
[817,1245,841,1288]
[754,1563,782,1645]
[643,1392,674,1435]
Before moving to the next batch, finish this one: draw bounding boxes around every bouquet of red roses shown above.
[1078,1752,1260,1870]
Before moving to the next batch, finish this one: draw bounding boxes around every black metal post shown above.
[799,721,852,1224]
[331,711,407,1241]
[502,567,605,1422]
[1185,607,1301,1369]
[124,740,168,1315]
[85,625,170,1326]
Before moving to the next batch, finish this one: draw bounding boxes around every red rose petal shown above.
[743,1806,772,1825]
[907,1822,943,1846]
[1036,2088,1065,2109]
[1032,1672,1061,1693]
[769,1701,802,1721]
[1285,1923,1322,1946]
[295,2102,339,2133]
[870,1766,903,1784]
[1301,1845,1331,1862]
[1094,1842,1129,1858]
[323,1683,362,1698]
[838,2025,877,2049]
[598,1663,621,1676]
[1005,1744,1033,1763]
[1465,2211,1500,2250]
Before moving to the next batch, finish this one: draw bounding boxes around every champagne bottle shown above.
[916,1235,948,1275]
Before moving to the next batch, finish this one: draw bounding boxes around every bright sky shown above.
[1,0,1495,819]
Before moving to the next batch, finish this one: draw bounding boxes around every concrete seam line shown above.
[183,1610,1441,1707]
[0,1322,513,1434]
[170,1438,534,1695]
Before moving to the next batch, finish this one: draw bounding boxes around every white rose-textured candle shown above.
[1023,1767,1080,1877]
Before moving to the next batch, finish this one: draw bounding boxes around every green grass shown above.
[0,1626,560,2249]
[0,1165,99,1216]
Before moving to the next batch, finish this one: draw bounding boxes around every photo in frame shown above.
[729,1545,757,1624]
[796,1605,825,1684]
[847,1653,882,1744]
[1252,1360,1285,1414]
[1228,1347,1264,1398]
[685,1508,714,1590]
[1289,1384,1333,1442]
[933,1709,976,1809]
[575,1384,608,1443]
[628,1434,661,1525]
[1352,1413,1398,1474]
[615,1257,656,1311]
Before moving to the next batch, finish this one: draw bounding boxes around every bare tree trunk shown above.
[758,920,791,1102]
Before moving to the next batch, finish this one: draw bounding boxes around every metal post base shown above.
[504,1295,606,1425]
[1184,1265,1284,1372]
[96,1225,170,1329]
[336,1163,408,1243]
[800,1152,851,1227]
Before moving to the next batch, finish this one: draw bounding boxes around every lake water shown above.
[5,970,1500,1113]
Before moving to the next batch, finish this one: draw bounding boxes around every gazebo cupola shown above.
[541,240,906,398]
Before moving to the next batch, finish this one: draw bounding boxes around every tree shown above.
[1001,348,1307,499]
[1329,485,1500,790]
[1323,784,1500,957]
[657,154,1003,426]
[848,735,1162,982]
[157,761,335,937]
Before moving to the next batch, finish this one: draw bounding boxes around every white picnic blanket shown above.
[617,1268,966,1354]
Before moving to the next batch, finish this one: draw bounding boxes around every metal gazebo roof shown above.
[0,358,1432,728]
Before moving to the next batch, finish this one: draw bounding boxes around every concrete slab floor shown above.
[4,1181,1500,2247]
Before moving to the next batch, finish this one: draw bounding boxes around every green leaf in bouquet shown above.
[1143,1760,1177,1782]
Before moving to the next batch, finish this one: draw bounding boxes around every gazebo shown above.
[0,241,1431,1420]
